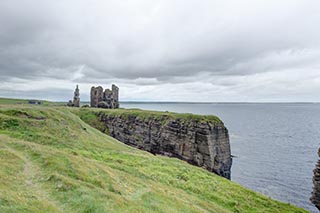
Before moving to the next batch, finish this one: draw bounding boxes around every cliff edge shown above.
[78,108,232,179]
[311,148,320,210]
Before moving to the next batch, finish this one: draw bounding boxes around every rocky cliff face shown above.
[311,148,320,210]
[90,110,232,179]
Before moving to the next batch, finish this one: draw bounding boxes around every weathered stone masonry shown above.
[67,85,80,107]
[91,84,119,109]
[95,112,232,179]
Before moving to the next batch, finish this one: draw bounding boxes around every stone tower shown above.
[90,86,104,107]
[112,84,119,108]
[73,85,80,107]
[104,88,113,108]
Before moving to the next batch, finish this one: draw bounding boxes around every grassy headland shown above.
[0,98,308,212]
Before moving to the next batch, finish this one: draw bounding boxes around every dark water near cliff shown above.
[121,102,320,212]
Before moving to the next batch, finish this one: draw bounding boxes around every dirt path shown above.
[4,144,63,212]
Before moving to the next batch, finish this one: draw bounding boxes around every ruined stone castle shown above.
[90,84,119,109]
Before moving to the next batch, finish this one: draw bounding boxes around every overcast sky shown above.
[0,0,319,102]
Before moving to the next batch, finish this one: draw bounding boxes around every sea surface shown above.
[121,102,320,212]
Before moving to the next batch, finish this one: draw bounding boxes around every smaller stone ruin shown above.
[91,84,119,109]
[67,85,80,107]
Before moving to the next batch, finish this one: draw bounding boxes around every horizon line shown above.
[1,97,319,104]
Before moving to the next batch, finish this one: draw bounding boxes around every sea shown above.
[121,102,320,212]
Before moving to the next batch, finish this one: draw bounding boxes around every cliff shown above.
[311,148,320,210]
[78,108,232,179]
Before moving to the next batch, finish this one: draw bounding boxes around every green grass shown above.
[0,102,309,212]
[76,107,223,126]
[0,97,62,106]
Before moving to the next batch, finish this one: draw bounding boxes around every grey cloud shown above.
[0,0,320,101]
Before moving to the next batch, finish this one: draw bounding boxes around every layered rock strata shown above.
[311,148,320,210]
[94,111,232,179]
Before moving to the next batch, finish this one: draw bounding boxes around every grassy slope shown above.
[0,103,308,212]
[0,97,62,106]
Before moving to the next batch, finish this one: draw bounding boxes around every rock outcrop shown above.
[90,84,119,109]
[92,110,232,179]
[311,148,320,210]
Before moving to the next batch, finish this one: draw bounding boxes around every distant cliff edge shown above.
[78,108,232,179]
[311,148,320,210]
